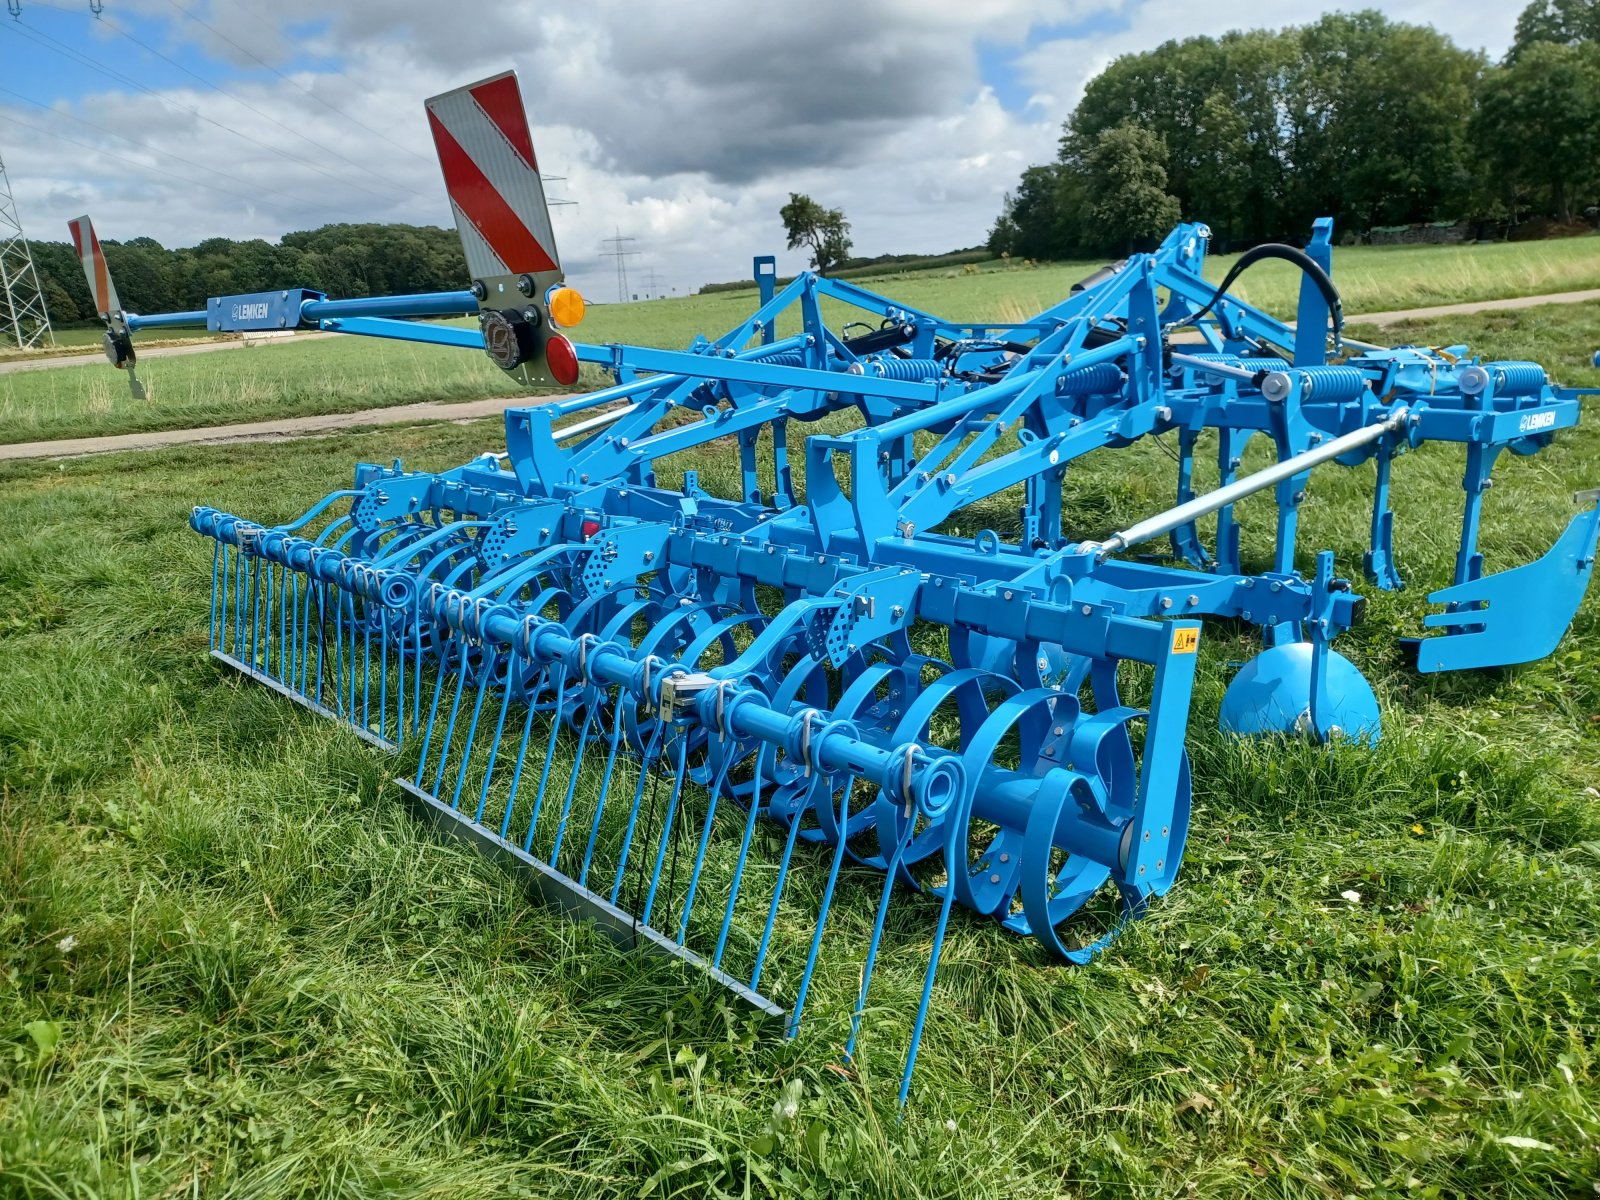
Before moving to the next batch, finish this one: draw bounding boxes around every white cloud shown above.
[2,0,1515,304]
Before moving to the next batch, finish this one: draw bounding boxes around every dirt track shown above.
[0,330,337,376]
[2,288,1596,463]
[0,394,570,463]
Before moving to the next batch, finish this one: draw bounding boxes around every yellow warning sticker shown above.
[1171,626,1200,655]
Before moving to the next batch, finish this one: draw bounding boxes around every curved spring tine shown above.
[498,662,549,842]
[609,723,666,906]
[750,769,829,994]
[472,652,522,824]
[787,772,853,1038]
[521,661,571,855]
[578,692,629,888]
[844,802,919,1064]
[549,680,608,870]
[899,805,965,1107]
[428,636,478,799]
[413,635,462,789]
[448,642,502,812]
[209,539,223,651]
[638,734,691,929]
[712,762,767,971]
[675,751,735,944]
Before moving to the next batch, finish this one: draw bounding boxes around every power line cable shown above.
[2,109,284,209]
[86,9,421,196]
[2,17,403,203]
[164,0,432,164]
[0,82,355,217]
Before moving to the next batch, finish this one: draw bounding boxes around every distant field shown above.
[5,236,1600,445]
[2,299,1597,1195]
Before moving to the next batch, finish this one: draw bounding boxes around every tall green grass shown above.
[2,303,1598,1195]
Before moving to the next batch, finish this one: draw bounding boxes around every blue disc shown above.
[1219,643,1381,744]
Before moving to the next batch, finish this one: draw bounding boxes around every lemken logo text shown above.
[230,302,271,322]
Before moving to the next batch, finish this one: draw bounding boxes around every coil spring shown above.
[1056,362,1125,394]
[1486,361,1547,398]
[867,356,944,382]
[1297,365,1368,403]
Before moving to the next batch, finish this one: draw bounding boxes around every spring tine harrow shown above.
[154,70,1600,1100]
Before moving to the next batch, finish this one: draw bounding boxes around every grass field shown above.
[2,288,1599,1196]
[6,236,1600,446]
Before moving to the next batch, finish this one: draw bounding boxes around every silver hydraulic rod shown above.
[1167,351,1261,383]
[554,403,639,443]
[1085,405,1411,557]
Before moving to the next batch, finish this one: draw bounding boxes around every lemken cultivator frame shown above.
[74,72,1600,1102]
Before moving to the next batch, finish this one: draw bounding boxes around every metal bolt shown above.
[891,605,905,619]
[1081,604,1093,615]
[644,551,654,562]
[990,873,1001,885]
[1270,581,1282,593]
[1160,597,1173,610]
[945,473,957,486]
[1000,852,1010,863]
[1053,726,1064,736]
[1187,594,1199,606]
[1003,590,1013,600]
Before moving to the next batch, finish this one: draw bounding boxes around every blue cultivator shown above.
[85,73,1600,1099]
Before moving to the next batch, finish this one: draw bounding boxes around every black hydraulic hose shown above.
[1182,242,1344,348]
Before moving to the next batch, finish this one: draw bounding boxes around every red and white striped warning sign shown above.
[425,72,561,280]
[67,215,121,318]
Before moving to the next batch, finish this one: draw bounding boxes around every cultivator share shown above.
[77,72,1600,1100]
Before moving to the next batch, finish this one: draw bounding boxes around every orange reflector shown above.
[547,285,586,329]
[546,333,581,386]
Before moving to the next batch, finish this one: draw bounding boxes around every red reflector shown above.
[546,333,580,386]
[581,519,601,539]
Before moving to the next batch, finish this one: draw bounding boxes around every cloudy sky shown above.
[2,0,1518,301]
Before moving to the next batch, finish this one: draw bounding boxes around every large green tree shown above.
[779,193,852,275]
[1511,0,1600,58]
[1081,124,1181,252]
[1065,28,1294,248]
[997,9,1487,258]
[1475,39,1600,223]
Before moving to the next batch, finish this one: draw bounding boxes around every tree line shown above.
[31,223,468,325]
[989,2,1600,259]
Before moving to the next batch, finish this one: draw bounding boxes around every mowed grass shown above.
[7,235,1600,446]
[2,298,1600,1196]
